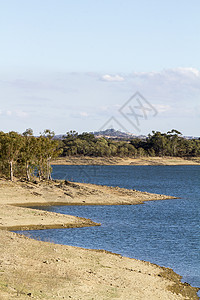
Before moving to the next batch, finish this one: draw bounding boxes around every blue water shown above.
[16,165,200,291]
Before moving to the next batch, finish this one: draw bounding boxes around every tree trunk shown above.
[38,170,41,181]
[47,157,52,180]
[26,162,30,181]
[10,161,13,181]
[38,160,43,181]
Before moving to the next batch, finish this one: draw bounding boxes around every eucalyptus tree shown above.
[147,131,168,156]
[36,130,62,180]
[1,131,23,181]
[0,131,7,177]
[22,128,36,181]
[166,129,182,156]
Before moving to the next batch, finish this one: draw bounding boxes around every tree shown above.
[37,130,62,180]
[166,130,182,156]
[137,147,146,157]
[147,131,168,156]
[22,129,35,181]
[1,132,23,181]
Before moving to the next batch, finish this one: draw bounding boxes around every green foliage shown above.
[145,130,200,157]
[1,129,199,181]
[0,129,61,181]
[61,130,200,158]
[62,133,138,157]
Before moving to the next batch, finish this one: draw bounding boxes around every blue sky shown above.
[0,0,200,136]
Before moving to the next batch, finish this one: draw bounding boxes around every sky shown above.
[0,0,200,136]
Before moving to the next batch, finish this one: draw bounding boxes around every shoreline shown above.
[11,198,178,208]
[0,178,199,299]
[0,178,176,231]
[0,229,199,299]
[51,156,200,166]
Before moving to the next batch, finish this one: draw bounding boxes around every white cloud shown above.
[79,111,89,117]
[1,110,28,118]
[174,67,200,77]
[154,104,171,113]
[126,68,200,103]
[16,110,28,118]
[101,74,125,82]
[71,111,90,119]
[6,110,12,116]
[100,105,109,111]
[1,69,199,136]
[130,67,200,80]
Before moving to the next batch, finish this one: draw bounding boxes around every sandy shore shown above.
[51,156,200,166]
[0,178,176,230]
[0,230,199,300]
[0,178,199,299]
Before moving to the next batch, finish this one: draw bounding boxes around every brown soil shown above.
[0,178,199,299]
[51,156,200,166]
[0,178,176,231]
[0,230,199,300]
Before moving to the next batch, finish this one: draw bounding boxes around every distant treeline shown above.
[0,129,61,181]
[0,129,199,181]
[61,129,200,158]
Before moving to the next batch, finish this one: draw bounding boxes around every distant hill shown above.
[53,130,199,141]
[53,129,147,140]
[92,128,146,140]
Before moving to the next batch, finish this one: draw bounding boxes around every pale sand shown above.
[0,229,199,300]
[0,178,175,230]
[0,178,199,299]
[51,156,200,166]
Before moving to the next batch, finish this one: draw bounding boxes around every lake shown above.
[17,165,200,292]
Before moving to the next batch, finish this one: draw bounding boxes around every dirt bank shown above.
[0,230,199,300]
[0,178,199,299]
[0,178,175,231]
[51,156,200,166]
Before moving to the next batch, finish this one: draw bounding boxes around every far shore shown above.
[51,155,200,166]
[0,178,199,299]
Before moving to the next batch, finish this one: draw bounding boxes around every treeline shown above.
[0,129,61,181]
[1,129,199,181]
[61,129,200,158]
